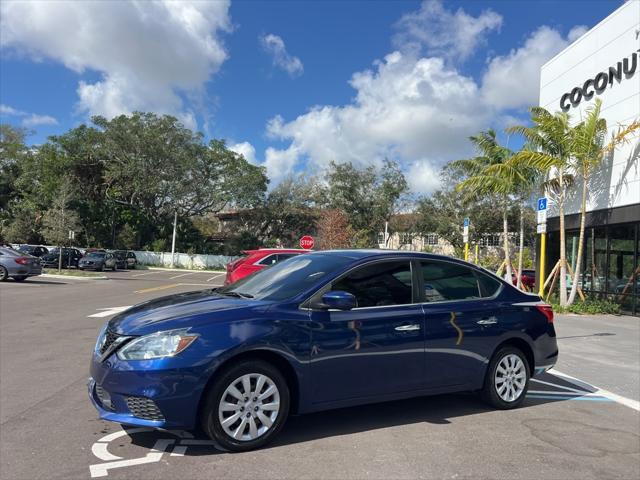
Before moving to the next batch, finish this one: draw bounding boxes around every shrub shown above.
[550,298,621,315]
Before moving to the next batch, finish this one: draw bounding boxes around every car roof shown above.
[244,248,309,255]
[305,249,460,262]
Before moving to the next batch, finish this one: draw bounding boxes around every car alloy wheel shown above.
[0,266,8,282]
[494,354,526,402]
[202,359,289,452]
[481,346,529,409]
[218,373,280,442]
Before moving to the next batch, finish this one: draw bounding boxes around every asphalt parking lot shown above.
[1,270,639,480]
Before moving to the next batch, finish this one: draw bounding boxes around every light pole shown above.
[170,210,177,268]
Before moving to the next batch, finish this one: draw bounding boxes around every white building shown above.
[538,0,640,314]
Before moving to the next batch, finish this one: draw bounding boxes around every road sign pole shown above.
[538,232,546,297]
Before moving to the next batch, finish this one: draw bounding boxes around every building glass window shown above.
[582,228,607,292]
[607,224,637,313]
[480,235,501,247]
[424,234,439,246]
[400,233,413,245]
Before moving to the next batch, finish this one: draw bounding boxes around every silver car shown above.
[0,246,43,282]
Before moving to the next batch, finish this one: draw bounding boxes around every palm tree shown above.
[452,130,521,280]
[508,108,574,306]
[510,149,541,290]
[567,100,640,305]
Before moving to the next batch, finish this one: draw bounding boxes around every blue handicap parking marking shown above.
[525,371,615,404]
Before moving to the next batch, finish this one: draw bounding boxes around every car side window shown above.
[257,254,278,266]
[331,261,413,308]
[276,254,296,263]
[476,271,502,297]
[420,261,481,302]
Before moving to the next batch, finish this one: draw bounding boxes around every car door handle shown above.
[477,318,498,325]
[395,324,421,332]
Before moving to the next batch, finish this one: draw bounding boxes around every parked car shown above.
[512,269,536,290]
[110,250,128,270]
[17,245,49,257]
[125,251,137,269]
[0,246,42,282]
[40,248,83,268]
[79,252,117,271]
[89,250,557,452]
[224,248,308,285]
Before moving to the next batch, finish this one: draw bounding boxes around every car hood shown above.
[108,290,271,335]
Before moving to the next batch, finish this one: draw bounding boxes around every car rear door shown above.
[419,260,504,388]
[308,259,425,404]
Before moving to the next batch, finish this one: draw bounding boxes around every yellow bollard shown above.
[538,232,546,297]
[464,242,469,262]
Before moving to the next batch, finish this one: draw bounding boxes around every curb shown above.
[41,273,108,281]
[144,267,226,273]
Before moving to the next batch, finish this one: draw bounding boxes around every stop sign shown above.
[299,235,314,249]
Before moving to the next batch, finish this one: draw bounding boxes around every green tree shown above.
[41,180,82,271]
[451,130,522,280]
[566,100,640,304]
[509,108,575,305]
[325,158,409,246]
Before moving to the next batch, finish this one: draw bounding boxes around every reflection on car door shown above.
[419,260,504,388]
[309,260,425,404]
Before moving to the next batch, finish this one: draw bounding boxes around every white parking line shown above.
[169,273,191,279]
[88,306,132,318]
[550,368,640,412]
[207,273,225,282]
[131,272,156,277]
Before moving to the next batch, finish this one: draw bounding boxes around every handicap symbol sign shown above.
[537,197,548,211]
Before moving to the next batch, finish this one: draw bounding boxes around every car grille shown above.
[125,396,165,421]
[100,329,119,355]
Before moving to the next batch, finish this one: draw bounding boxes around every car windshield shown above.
[18,245,33,252]
[217,253,352,301]
[87,253,105,259]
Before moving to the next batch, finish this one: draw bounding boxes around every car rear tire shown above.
[201,360,290,452]
[12,276,27,282]
[481,346,530,409]
[0,266,9,282]
[98,265,103,272]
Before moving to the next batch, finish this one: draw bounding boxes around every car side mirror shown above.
[321,291,357,310]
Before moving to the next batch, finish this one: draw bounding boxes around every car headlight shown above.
[116,328,198,361]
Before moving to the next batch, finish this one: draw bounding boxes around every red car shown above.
[512,269,536,290]
[224,249,308,285]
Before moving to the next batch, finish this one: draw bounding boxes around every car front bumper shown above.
[88,352,210,430]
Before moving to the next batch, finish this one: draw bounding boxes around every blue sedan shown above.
[89,250,558,451]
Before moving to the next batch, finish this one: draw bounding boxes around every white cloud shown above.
[22,114,58,127]
[0,104,21,116]
[0,0,231,125]
[481,26,585,110]
[228,141,257,164]
[393,0,502,62]
[260,34,304,77]
[262,6,588,195]
[568,25,588,42]
[264,50,493,194]
[264,146,301,185]
[0,103,58,127]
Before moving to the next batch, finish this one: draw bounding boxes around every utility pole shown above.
[170,210,177,268]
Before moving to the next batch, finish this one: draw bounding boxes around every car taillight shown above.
[536,304,554,323]
[15,257,30,265]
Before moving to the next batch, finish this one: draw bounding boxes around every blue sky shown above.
[0,0,623,194]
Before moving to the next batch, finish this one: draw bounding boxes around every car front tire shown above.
[12,276,27,282]
[0,266,8,282]
[201,360,290,452]
[481,346,530,409]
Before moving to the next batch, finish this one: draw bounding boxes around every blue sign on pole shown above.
[537,197,548,211]
[463,217,470,227]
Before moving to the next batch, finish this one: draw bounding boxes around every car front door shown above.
[308,259,425,405]
[419,260,504,388]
